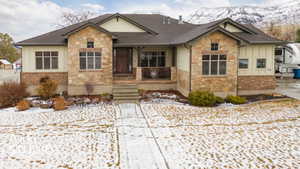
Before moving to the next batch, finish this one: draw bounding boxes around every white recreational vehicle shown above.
[275,43,300,77]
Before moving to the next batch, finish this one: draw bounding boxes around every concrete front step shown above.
[113,84,140,103]
[114,93,140,97]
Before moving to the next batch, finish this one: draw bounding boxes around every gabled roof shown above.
[171,23,246,45]
[15,13,284,46]
[97,13,158,35]
[63,22,117,39]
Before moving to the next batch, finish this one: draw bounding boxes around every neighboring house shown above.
[15,13,283,97]
[0,59,12,70]
[13,58,22,70]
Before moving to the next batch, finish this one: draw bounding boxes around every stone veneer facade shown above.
[67,26,113,95]
[237,76,276,95]
[190,31,239,97]
[21,72,68,95]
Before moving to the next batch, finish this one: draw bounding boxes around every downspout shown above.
[236,44,240,96]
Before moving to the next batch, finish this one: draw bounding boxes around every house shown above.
[13,58,22,70]
[0,58,12,70]
[15,13,283,97]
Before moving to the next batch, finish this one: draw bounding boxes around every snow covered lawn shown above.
[0,104,118,169]
[141,99,300,168]
[0,99,299,169]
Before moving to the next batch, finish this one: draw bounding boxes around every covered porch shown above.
[112,46,177,83]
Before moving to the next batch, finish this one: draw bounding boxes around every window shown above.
[211,43,219,51]
[35,51,58,70]
[202,54,227,75]
[239,59,248,69]
[79,51,101,70]
[87,41,94,48]
[257,58,266,68]
[141,51,166,67]
[275,48,283,56]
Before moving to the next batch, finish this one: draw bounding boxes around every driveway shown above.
[0,100,299,168]
[276,80,300,100]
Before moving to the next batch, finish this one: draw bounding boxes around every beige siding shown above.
[22,46,68,72]
[100,17,145,32]
[176,45,190,72]
[132,47,173,67]
[238,45,275,76]
[221,23,243,32]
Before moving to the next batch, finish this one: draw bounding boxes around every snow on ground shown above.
[0,99,299,169]
[0,104,118,169]
[141,99,300,168]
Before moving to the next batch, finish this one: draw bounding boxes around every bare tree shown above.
[56,11,96,28]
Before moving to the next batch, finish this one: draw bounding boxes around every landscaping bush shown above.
[36,78,58,99]
[225,95,247,104]
[16,100,30,111]
[216,96,225,104]
[53,97,67,111]
[188,91,217,107]
[0,81,29,108]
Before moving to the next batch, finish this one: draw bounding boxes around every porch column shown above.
[136,67,142,81]
[137,47,141,67]
[171,66,177,81]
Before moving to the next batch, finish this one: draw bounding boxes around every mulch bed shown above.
[242,94,290,103]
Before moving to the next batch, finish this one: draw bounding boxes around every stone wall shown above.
[67,26,113,95]
[191,31,239,97]
[21,72,68,86]
[238,76,276,95]
[177,69,190,97]
[21,72,68,95]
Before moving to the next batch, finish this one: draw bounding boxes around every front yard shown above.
[0,99,299,168]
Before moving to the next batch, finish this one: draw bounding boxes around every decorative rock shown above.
[83,98,91,104]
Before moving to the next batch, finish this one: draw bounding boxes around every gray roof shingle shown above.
[15,13,283,46]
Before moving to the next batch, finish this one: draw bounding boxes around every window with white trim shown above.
[141,51,166,67]
[239,59,248,69]
[256,58,266,68]
[202,54,226,75]
[35,51,58,70]
[79,51,101,70]
[211,43,219,51]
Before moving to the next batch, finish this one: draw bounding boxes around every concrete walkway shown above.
[116,104,169,169]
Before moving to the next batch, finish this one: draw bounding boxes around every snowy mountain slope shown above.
[188,0,300,25]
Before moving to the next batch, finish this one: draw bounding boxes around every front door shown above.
[115,48,131,74]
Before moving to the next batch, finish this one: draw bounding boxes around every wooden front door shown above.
[115,48,131,74]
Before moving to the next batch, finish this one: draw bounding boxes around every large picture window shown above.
[35,51,58,70]
[79,51,101,70]
[141,51,166,67]
[202,54,227,75]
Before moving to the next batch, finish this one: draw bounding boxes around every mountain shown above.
[188,0,300,25]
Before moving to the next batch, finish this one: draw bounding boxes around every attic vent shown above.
[163,17,171,24]
[167,17,171,24]
[178,15,184,24]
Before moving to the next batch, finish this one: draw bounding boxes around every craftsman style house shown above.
[16,13,282,97]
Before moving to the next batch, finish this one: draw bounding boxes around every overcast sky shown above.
[0,0,283,42]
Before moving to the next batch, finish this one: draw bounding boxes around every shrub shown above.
[225,95,247,104]
[85,83,94,96]
[53,97,67,111]
[36,79,58,99]
[216,96,225,104]
[188,91,217,107]
[0,81,29,108]
[16,100,30,111]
